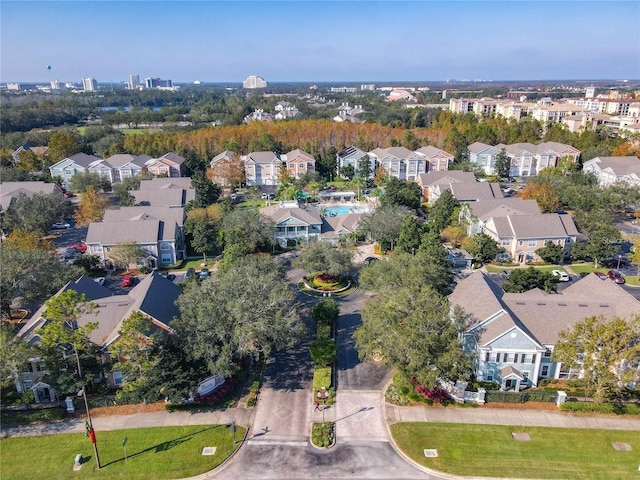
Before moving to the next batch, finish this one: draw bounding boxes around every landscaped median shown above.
[0,424,245,480]
[391,422,640,479]
[309,299,338,448]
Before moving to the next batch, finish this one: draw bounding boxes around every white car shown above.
[552,270,570,282]
[52,222,71,229]
[93,277,106,286]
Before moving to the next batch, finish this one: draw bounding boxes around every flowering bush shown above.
[194,379,239,405]
[415,385,450,404]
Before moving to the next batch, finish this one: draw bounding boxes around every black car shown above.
[185,267,196,280]
[363,256,378,265]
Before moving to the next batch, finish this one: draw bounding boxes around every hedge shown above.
[560,402,640,415]
[313,367,331,391]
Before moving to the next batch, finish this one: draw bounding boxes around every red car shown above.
[70,243,87,253]
[607,270,625,284]
[121,276,133,287]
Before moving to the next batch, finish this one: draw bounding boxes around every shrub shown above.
[250,381,260,394]
[309,337,337,366]
[385,383,410,406]
[415,385,451,404]
[560,402,640,415]
[317,323,331,339]
[1,407,66,425]
[313,367,331,392]
[247,396,257,407]
[311,422,334,448]
[312,299,339,325]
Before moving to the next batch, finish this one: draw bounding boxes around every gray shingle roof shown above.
[449,182,502,201]
[418,171,477,186]
[244,152,281,164]
[130,188,195,207]
[261,202,322,225]
[139,177,193,190]
[587,156,640,175]
[468,198,541,220]
[415,146,453,158]
[86,219,161,244]
[104,154,152,168]
[450,271,640,347]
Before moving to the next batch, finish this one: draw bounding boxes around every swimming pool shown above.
[322,205,369,217]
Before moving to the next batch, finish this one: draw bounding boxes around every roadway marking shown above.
[247,440,309,447]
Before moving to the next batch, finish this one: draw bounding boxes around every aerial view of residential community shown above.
[1,1,640,479]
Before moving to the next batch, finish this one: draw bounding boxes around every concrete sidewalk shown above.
[386,403,640,431]
[0,407,253,439]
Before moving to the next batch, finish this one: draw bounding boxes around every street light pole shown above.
[75,345,101,469]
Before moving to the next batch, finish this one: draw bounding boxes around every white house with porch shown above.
[450,271,640,391]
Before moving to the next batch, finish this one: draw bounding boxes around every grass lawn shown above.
[391,422,640,479]
[0,424,244,480]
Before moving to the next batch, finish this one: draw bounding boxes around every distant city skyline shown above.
[1,1,639,84]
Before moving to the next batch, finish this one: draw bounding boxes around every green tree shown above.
[494,149,511,178]
[68,171,110,194]
[4,192,72,236]
[429,189,458,232]
[381,177,422,210]
[309,337,337,366]
[295,241,353,278]
[108,242,146,271]
[396,215,426,254]
[185,215,220,265]
[0,245,79,313]
[340,164,355,180]
[358,203,411,250]
[39,290,101,396]
[358,155,372,179]
[0,324,34,392]
[220,208,275,260]
[311,299,339,325]
[536,240,564,264]
[112,311,162,394]
[354,285,471,387]
[190,171,221,208]
[503,267,558,293]
[461,232,504,264]
[176,255,304,376]
[553,314,640,403]
[48,131,82,163]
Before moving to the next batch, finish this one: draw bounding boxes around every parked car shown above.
[160,271,175,281]
[198,268,210,280]
[69,243,87,253]
[593,271,608,280]
[363,257,378,265]
[551,270,570,282]
[52,222,71,229]
[607,270,625,284]
[121,275,134,287]
[500,270,511,278]
[93,277,105,286]
[261,193,274,200]
[185,267,196,280]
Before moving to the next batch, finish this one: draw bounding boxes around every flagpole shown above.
[75,345,101,469]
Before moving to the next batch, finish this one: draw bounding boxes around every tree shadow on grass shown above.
[101,425,222,467]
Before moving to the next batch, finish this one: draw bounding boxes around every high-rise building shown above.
[50,80,64,90]
[82,77,97,92]
[585,86,596,98]
[128,74,140,90]
[243,75,267,89]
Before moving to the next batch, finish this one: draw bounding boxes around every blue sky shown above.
[1,1,639,83]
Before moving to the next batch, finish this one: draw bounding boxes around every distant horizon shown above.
[5,78,640,86]
[1,1,639,83]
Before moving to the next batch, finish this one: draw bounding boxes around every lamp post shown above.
[74,346,100,469]
[317,387,329,423]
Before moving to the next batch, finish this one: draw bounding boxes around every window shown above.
[528,240,537,247]
[486,374,494,381]
[160,243,170,251]
[531,354,536,364]
[113,372,123,386]
[541,365,549,376]
[24,380,32,389]
[543,348,552,358]
[522,372,530,382]
[485,352,490,362]
[161,254,172,264]
[502,239,511,246]
[513,353,519,363]
[496,353,501,362]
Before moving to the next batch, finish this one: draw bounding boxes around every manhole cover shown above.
[201,447,217,456]
[611,442,632,451]
[423,449,438,457]
[512,432,531,441]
